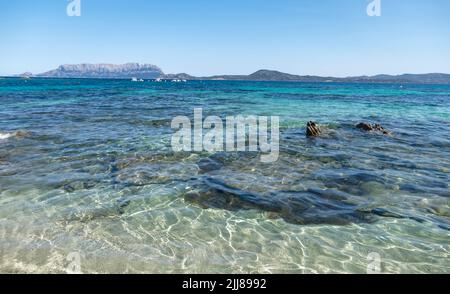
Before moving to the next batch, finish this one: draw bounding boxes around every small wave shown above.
[0,133,13,140]
[0,131,29,140]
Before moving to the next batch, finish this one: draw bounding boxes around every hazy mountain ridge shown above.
[165,70,450,84]
[37,63,163,79]
[15,64,450,84]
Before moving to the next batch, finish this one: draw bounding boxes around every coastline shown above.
[2,75,450,85]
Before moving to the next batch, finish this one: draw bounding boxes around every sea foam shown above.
[0,133,13,140]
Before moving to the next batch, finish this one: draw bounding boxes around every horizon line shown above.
[4,63,450,79]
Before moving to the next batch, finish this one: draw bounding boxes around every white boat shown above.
[131,77,138,82]
[155,78,162,82]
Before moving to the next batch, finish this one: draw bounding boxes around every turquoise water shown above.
[0,78,449,273]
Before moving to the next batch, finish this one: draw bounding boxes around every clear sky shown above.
[0,0,449,77]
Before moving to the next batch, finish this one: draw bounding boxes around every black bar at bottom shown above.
[0,274,445,292]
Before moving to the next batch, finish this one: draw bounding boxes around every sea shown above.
[0,78,449,273]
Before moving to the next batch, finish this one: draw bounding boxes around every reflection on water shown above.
[0,79,449,273]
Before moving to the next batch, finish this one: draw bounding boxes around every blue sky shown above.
[0,0,449,77]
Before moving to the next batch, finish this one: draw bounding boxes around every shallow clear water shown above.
[0,78,449,273]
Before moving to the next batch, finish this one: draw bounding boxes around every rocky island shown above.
[13,64,450,84]
[37,63,163,79]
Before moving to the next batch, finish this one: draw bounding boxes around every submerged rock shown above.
[197,157,223,173]
[62,180,97,193]
[0,154,7,165]
[184,177,379,225]
[183,178,432,226]
[117,198,131,214]
[60,204,126,223]
[306,121,321,137]
[13,130,30,138]
[356,122,391,135]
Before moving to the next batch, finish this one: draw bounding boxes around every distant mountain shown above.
[167,70,450,84]
[38,63,163,79]
[196,70,335,82]
[346,73,450,84]
[18,72,33,79]
[161,73,196,80]
[23,64,450,84]
[164,70,333,82]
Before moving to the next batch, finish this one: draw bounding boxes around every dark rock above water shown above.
[306,121,321,137]
[356,123,391,135]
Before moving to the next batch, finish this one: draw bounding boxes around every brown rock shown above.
[356,122,373,131]
[356,123,391,135]
[306,121,321,137]
[13,130,30,138]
